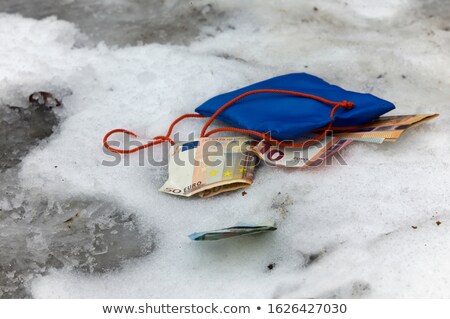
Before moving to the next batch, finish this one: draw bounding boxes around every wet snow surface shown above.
[0,0,450,298]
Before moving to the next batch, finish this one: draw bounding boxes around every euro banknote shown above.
[188,223,277,241]
[252,135,352,168]
[334,114,439,142]
[198,182,251,198]
[159,137,258,197]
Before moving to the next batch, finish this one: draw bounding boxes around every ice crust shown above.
[0,0,450,298]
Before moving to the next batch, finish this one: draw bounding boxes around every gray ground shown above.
[0,0,221,46]
[0,98,155,298]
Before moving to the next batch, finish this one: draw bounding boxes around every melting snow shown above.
[0,0,450,298]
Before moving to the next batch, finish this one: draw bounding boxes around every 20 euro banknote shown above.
[334,114,439,142]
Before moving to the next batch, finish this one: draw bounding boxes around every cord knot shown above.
[337,100,355,110]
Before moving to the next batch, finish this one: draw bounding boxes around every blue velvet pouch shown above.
[195,73,395,140]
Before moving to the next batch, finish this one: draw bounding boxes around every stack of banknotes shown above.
[160,137,258,198]
[160,114,438,198]
[188,223,277,241]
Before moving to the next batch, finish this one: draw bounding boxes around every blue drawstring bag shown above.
[195,73,395,140]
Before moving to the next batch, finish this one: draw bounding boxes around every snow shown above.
[0,0,450,298]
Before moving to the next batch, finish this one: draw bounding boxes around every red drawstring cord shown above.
[103,89,354,153]
[103,114,204,154]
